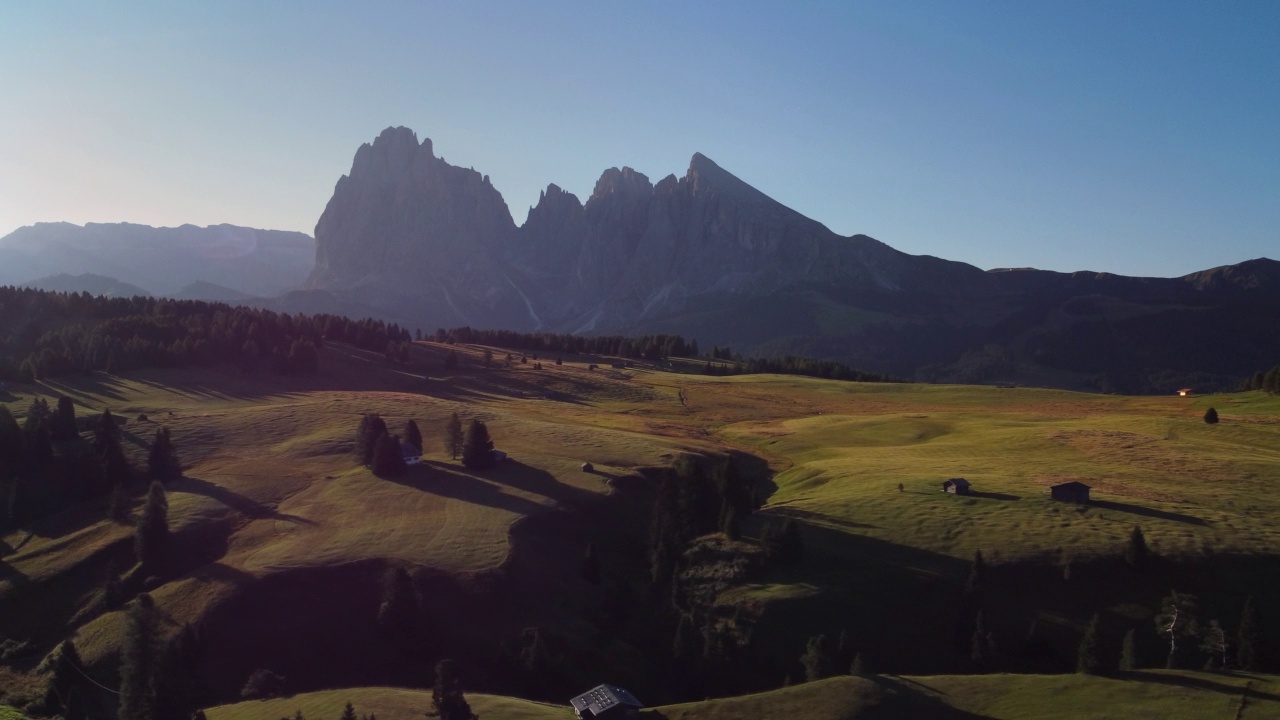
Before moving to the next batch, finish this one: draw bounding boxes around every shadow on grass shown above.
[176,476,317,525]
[390,463,553,518]
[1091,500,1206,526]
[1124,671,1280,701]
[769,505,881,531]
[968,491,1021,501]
[872,675,995,718]
[37,374,130,404]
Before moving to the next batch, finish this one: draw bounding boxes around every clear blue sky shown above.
[2,1,1277,276]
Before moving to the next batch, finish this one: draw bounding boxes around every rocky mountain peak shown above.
[684,152,767,202]
[588,167,654,205]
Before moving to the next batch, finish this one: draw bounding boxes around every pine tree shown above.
[850,653,866,676]
[444,413,464,460]
[1124,525,1148,570]
[41,639,83,714]
[720,504,741,540]
[801,634,834,682]
[1204,407,1219,424]
[0,406,22,482]
[119,593,163,720]
[1201,619,1230,670]
[403,420,423,454]
[966,550,988,596]
[25,397,51,432]
[147,427,182,482]
[372,433,407,478]
[1120,628,1139,671]
[377,566,421,638]
[135,481,169,568]
[95,408,131,489]
[1238,595,1263,671]
[768,519,804,566]
[1155,591,1200,669]
[971,611,996,672]
[109,482,131,523]
[461,420,494,470]
[1077,613,1102,675]
[672,613,699,662]
[50,396,79,441]
[339,702,357,720]
[426,659,478,720]
[581,541,601,585]
[354,414,387,466]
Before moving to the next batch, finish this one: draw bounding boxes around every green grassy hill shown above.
[205,671,1280,720]
[4,339,1280,713]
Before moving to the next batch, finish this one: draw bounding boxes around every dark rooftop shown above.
[570,685,643,717]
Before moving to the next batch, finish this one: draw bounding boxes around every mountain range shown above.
[0,221,313,298]
[302,127,1280,392]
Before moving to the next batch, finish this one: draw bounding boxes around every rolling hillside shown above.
[2,338,1280,714]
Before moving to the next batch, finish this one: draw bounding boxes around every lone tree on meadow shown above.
[147,427,182,482]
[134,481,169,568]
[444,412,464,460]
[1204,407,1219,424]
[426,659,478,720]
[461,420,494,470]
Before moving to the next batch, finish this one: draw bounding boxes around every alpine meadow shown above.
[4,4,1280,720]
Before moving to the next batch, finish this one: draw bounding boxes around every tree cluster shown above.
[0,286,332,381]
[1242,363,1280,394]
[648,455,758,588]
[704,355,897,383]
[460,420,495,470]
[0,400,184,529]
[433,326,694,362]
[354,413,410,478]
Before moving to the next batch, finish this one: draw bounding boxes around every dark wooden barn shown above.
[570,685,644,720]
[942,478,971,495]
[1050,481,1091,503]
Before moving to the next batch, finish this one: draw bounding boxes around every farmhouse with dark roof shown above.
[942,478,971,495]
[570,684,643,719]
[1050,481,1091,503]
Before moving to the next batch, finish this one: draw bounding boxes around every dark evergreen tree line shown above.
[434,326,695,362]
[0,286,334,381]
[703,355,897,383]
[1242,362,1280,393]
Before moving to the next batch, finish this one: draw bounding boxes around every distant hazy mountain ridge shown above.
[0,222,314,298]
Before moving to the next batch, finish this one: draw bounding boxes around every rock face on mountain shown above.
[0,222,313,298]
[309,127,526,328]
[306,127,1280,392]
